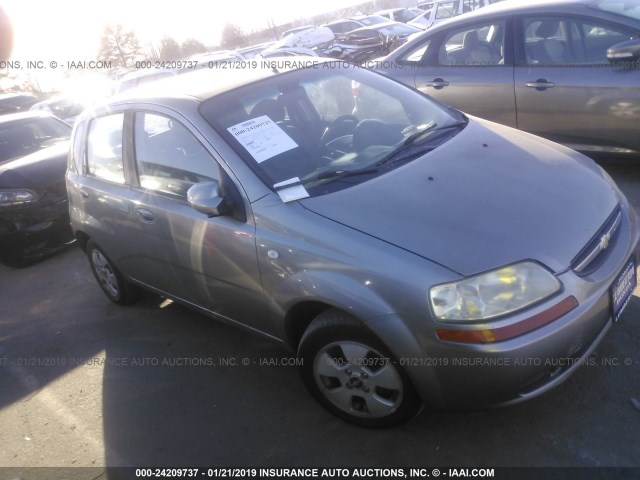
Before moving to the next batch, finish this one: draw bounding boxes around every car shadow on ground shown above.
[99,293,640,469]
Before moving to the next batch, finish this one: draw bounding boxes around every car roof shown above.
[0,92,37,100]
[351,21,418,33]
[442,0,602,18]
[409,0,637,31]
[107,58,335,105]
[326,18,359,25]
[0,110,57,125]
[282,25,316,34]
[339,15,385,22]
[375,8,407,14]
[355,20,402,29]
[118,68,178,82]
[190,50,243,60]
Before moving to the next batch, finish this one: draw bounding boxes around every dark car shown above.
[0,112,73,267]
[67,62,638,427]
[376,0,640,158]
[323,15,390,35]
[330,22,422,62]
[0,93,40,115]
[30,96,87,125]
[344,21,421,44]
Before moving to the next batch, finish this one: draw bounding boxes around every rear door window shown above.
[86,113,125,184]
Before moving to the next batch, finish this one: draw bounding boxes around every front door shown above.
[124,109,268,331]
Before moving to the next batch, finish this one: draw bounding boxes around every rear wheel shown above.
[87,240,139,305]
[298,309,421,428]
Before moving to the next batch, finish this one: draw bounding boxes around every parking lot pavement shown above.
[0,165,639,474]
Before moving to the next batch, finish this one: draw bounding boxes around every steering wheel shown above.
[321,115,359,145]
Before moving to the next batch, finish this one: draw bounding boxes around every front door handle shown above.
[136,208,155,223]
[79,189,89,199]
[525,79,555,91]
[421,78,450,89]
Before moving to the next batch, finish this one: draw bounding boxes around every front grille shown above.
[571,206,621,275]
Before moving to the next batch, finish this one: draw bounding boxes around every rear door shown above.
[513,14,640,155]
[79,110,139,265]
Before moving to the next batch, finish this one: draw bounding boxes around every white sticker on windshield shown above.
[227,115,298,163]
[274,177,310,203]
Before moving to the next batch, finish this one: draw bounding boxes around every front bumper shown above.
[369,205,640,411]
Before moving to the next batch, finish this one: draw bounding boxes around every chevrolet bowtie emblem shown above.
[599,232,611,251]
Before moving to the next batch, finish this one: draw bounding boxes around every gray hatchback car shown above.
[67,60,638,427]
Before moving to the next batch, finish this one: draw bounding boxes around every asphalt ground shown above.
[0,163,639,479]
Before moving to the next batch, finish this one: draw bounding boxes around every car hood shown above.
[300,118,620,276]
[0,142,69,189]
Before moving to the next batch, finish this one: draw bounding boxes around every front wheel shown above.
[87,240,139,305]
[298,309,421,428]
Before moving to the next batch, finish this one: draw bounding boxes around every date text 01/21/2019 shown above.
[134,468,496,478]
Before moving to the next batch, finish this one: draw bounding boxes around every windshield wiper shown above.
[309,166,379,184]
[302,120,467,186]
[376,120,468,167]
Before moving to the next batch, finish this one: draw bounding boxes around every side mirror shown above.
[607,38,640,66]
[187,180,232,217]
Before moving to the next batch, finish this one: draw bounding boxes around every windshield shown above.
[379,23,420,35]
[590,0,640,21]
[0,116,71,164]
[359,16,389,26]
[200,63,465,197]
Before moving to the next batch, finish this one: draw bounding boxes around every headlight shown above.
[0,189,40,207]
[429,261,561,322]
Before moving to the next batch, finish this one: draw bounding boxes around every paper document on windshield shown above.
[273,177,310,203]
[228,115,298,163]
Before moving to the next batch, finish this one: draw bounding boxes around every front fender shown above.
[270,268,397,333]
[269,269,444,406]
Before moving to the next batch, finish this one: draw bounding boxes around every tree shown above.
[158,36,182,61]
[98,25,143,69]
[181,39,208,58]
[220,23,246,49]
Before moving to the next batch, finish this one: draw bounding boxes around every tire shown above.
[86,240,140,305]
[298,309,421,428]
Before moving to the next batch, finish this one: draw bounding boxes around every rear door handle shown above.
[136,208,155,223]
[525,79,555,90]
[421,78,450,89]
[79,189,89,199]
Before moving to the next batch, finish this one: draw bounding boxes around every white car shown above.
[410,0,495,29]
[374,8,421,23]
